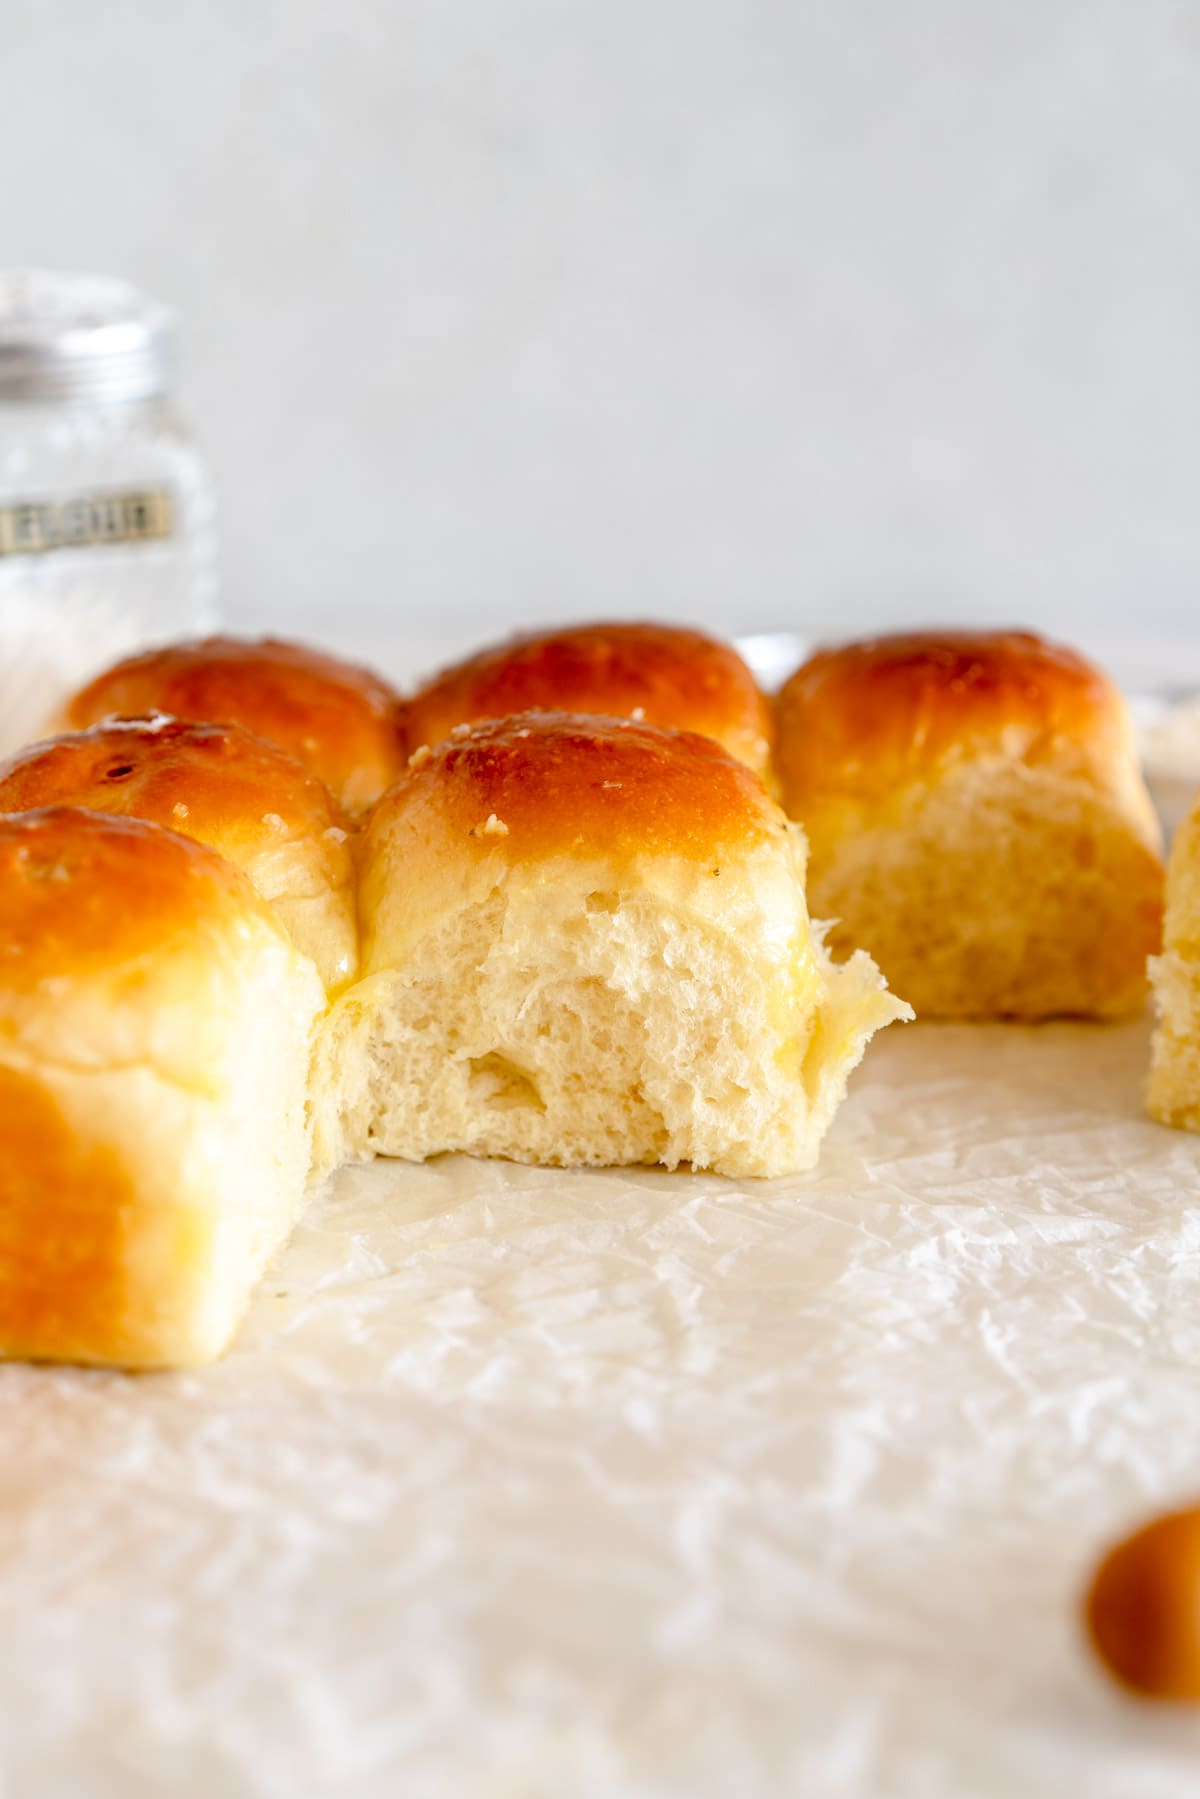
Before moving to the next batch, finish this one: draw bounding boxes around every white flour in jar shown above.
[0,270,218,758]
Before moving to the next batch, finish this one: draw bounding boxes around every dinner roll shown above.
[1147,797,1200,1129]
[0,717,356,992]
[311,713,908,1179]
[775,630,1164,1020]
[405,622,773,778]
[0,809,323,1368]
[61,635,405,812]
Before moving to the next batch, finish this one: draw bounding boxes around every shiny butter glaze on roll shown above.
[405,621,773,779]
[0,716,357,991]
[61,635,406,812]
[0,808,322,1368]
[776,629,1164,1020]
[311,711,908,1179]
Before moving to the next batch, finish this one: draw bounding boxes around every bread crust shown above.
[406,622,772,778]
[0,808,324,1367]
[63,635,405,811]
[372,710,781,868]
[0,719,357,990]
[777,629,1149,805]
[0,715,344,847]
[0,804,281,1001]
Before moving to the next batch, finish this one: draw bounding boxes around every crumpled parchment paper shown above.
[3,1017,1200,1799]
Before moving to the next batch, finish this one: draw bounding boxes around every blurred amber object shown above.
[1086,1506,1200,1699]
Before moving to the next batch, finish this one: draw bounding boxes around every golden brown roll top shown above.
[0,806,283,1029]
[0,717,357,991]
[0,809,323,1367]
[405,622,773,778]
[383,709,778,865]
[775,628,1163,1020]
[777,629,1156,821]
[62,634,406,812]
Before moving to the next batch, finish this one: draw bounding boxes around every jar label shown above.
[0,488,174,557]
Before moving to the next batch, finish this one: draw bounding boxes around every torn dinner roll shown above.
[775,630,1164,1020]
[311,712,909,1179]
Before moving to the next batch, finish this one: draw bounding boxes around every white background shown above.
[3,1,1198,669]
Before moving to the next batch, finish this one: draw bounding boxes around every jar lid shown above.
[0,269,177,404]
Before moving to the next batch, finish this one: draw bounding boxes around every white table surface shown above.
[3,1016,1200,1797]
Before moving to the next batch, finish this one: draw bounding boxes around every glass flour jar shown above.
[0,269,218,755]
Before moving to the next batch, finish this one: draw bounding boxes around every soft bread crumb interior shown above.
[804,761,1162,1021]
[1147,951,1200,1128]
[1148,803,1200,1130]
[311,846,908,1182]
